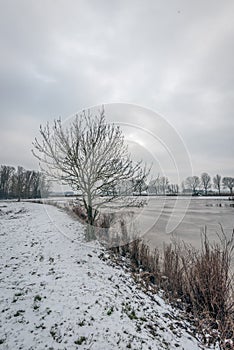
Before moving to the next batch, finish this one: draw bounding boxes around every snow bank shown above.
[0,202,210,349]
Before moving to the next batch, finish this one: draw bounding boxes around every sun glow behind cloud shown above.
[0,0,233,178]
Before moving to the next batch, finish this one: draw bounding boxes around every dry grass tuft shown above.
[110,223,234,349]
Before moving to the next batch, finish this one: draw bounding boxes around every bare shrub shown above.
[72,205,87,222]
[95,211,137,248]
[162,242,184,298]
[96,212,117,244]
[182,229,233,319]
[111,224,234,348]
[181,228,234,348]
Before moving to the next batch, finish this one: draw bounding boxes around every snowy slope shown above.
[0,202,210,350]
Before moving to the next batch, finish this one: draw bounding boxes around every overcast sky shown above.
[0,0,234,182]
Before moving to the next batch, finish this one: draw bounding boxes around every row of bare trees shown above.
[182,173,234,196]
[148,176,179,195]
[0,165,50,201]
[143,173,234,196]
[105,173,234,197]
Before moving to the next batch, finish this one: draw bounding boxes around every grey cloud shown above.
[0,0,233,179]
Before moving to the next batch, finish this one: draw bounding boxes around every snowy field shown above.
[0,201,212,350]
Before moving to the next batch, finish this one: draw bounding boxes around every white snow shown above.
[0,201,211,349]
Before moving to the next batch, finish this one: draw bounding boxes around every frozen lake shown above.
[134,196,234,250]
[122,196,234,272]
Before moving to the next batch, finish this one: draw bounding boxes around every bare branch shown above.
[32,108,150,224]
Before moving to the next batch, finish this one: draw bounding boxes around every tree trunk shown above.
[83,196,96,241]
[87,205,94,225]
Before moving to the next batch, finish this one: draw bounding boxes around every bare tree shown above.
[29,171,50,198]
[160,176,169,195]
[0,165,15,199]
[185,176,200,195]
[32,108,149,225]
[168,183,179,195]
[23,170,34,199]
[148,174,160,195]
[38,173,51,198]
[0,164,50,199]
[148,175,175,195]
[181,180,186,194]
[132,172,148,195]
[222,177,234,196]
[213,174,222,196]
[148,179,157,195]
[10,166,25,201]
[200,172,211,196]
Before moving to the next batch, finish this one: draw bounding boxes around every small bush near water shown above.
[110,225,234,349]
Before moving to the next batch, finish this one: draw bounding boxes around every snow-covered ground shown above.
[0,201,211,350]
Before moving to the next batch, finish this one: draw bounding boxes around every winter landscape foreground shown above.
[0,201,215,350]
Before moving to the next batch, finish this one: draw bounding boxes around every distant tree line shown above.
[182,173,234,196]
[2,163,232,201]
[148,175,179,195]
[103,173,234,197]
[0,165,50,201]
[147,173,234,196]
